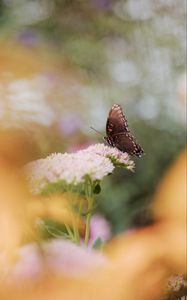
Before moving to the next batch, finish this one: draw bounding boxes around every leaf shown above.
[92,237,103,250]
[93,183,101,194]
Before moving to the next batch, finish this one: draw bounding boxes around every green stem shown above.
[75,199,84,245]
[72,218,79,244]
[84,178,94,246]
[66,188,78,243]
[64,223,75,241]
[84,196,93,246]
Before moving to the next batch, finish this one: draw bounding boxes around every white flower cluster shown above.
[84,144,135,171]
[25,143,134,194]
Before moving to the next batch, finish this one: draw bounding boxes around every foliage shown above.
[98,119,186,232]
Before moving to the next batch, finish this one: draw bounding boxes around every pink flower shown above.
[89,214,111,247]
[25,143,134,194]
[44,239,107,276]
[58,113,81,136]
[0,240,108,282]
[84,144,135,171]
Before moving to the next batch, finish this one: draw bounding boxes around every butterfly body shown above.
[105,104,144,157]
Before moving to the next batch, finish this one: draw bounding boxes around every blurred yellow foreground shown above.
[0,126,186,300]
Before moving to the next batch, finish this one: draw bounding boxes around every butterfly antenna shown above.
[90,126,104,137]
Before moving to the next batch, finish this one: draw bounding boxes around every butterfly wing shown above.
[111,132,144,157]
[105,103,144,157]
[106,104,129,136]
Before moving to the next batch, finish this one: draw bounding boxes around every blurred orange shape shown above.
[0,42,54,78]
[0,130,84,264]
[0,165,36,262]
[0,131,186,300]
[153,148,187,274]
[153,148,186,226]
[29,193,85,234]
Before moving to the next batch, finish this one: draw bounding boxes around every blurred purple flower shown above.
[45,239,107,276]
[12,244,43,280]
[58,113,81,136]
[1,240,108,281]
[89,214,111,246]
[67,141,93,153]
[92,0,111,10]
[16,29,38,47]
[41,71,59,84]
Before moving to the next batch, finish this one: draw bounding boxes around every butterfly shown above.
[104,104,144,157]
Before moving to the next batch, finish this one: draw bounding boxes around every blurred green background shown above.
[0,0,186,234]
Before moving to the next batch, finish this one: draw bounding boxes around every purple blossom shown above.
[58,113,81,136]
[92,0,111,10]
[1,240,107,281]
[44,239,107,276]
[16,29,38,47]
[89,214,111,246]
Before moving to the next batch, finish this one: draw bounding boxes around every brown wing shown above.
[112,132,144,157]
[105,103,144,157]
[106,104,129,136]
